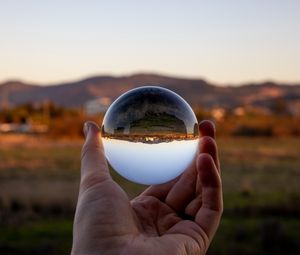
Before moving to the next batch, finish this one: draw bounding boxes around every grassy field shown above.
[0,134,299,254]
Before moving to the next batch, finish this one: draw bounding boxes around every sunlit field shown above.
[0,134,300,255]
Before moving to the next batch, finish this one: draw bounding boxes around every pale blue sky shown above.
[0,0,299,85]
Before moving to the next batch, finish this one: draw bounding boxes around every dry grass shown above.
[0,135,300,212]
[1,134,300,255]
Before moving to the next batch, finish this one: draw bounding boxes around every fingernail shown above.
[83,122,90,137]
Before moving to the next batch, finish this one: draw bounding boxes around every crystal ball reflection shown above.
[101,86,199,185]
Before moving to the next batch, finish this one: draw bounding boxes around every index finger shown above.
[199,120,220,172]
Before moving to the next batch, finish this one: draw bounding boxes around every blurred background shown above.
[0,1,299,254]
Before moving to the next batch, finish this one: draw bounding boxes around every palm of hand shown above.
[72,121,222,255]
[75,178,207,255]
[130,195,208,255]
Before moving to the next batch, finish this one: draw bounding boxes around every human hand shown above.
[71,120,223,255]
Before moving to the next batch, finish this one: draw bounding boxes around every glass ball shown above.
[101,86,199,185]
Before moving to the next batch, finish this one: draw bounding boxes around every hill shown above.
[1,74,300,110]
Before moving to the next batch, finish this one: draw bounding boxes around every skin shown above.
[71,120,223,255]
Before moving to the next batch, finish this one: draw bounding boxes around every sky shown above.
[0,0,299,85]
[103,138,198,185]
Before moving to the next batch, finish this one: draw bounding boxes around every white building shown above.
[84,97,112,115]
[0,123,48,134]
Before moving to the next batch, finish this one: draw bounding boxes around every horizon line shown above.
[1,71,300,87]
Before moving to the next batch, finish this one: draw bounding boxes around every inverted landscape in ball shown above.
[101,86,199,185]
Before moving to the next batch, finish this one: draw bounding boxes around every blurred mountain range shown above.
[1,73,300,110]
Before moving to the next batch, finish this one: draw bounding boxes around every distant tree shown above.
[271,98,289,116]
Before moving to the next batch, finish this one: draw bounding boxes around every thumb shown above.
[81,121,111,183]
